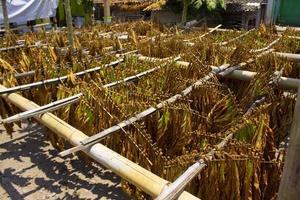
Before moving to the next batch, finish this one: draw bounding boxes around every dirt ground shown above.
[0,122,130,200]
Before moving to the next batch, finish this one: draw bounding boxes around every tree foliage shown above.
[192,0,225,10]
[181,0,226,23]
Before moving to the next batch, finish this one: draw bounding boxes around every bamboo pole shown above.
[0,85,198,200]
[275,52,300,63]
[278,84,300,200]
[0,43,48,52]
[1,0,9,33]
[0,70,35,81]
[64,0,75,49]
[288,36,300,40]
[214,68,300,89]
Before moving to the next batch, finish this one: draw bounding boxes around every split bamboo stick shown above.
[250,36,282,53]
[184,24,222,43]
[216,28,255,46]
[0,84,199,200]
[0,43,48,52]
[1,93,82,124]
[0,59,124,95]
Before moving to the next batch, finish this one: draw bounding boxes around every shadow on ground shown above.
[0,123,130,200]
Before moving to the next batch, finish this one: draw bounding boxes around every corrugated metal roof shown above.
[225,0,265,12]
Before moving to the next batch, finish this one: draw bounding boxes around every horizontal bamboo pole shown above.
[0,43,48,52]
[275,52,300,63]
[0,70,35,81]
[0,84,198,200]
[288,36,300,40]
[214,68,300,89]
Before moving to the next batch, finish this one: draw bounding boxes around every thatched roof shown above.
[144,0,166,11]
[226,0,265,12]
[93,0,155,11]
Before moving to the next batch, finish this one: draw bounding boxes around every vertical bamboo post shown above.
[278,85,300,199]
[103,0,111,23]
[1,0,10,32]
[64,0,75,48]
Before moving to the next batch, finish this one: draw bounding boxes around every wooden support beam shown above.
[0,85,199,200]
[64,0,75,48]
[278,84,300,200]
[1,0,10,32]
[103,0,111,23]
